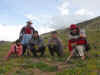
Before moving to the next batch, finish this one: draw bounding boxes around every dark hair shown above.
[51,31,57,34]
[34,31,38,34]
[16,40,20,44]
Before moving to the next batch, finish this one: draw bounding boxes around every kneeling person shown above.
[30,31,45,57]
[48,31,64,57]
[67,24,87,61]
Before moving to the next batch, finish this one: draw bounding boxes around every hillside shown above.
[0,17,100,75]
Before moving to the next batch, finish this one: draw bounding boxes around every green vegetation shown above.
[0,17,100,75]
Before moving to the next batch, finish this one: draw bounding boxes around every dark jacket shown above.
[20,26,35,36]
[48,37,64,55]
[30,37,44,47]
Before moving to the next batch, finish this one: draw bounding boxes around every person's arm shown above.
[57,38,64,56]
[38,38,44,47]
[5,45,14,59]
[31,27,35,34]
[20,27,25,37]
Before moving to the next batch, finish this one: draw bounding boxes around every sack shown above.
[85,43,91,51]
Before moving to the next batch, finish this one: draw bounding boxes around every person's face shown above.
[16,42,21,46]
[72,29,77,33]
[33,33,38,38]
[27,23,32,27]
[52,33,57,38]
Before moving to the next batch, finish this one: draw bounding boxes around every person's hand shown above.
[34,45,39,50]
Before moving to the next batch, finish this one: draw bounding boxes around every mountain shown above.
[42,16,100,50]
[0,41,10,45]
[0,16,100,75]
[42,16,100,38]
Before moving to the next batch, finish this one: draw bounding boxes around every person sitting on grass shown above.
[29,31,45,57]
[48,31,64,57]
[5,40,23,60]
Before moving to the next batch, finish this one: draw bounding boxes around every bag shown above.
[85,43,91,51]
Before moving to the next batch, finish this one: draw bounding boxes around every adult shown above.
[48,31,64,57]
[20,21,35,55]
[5,40,23,60]
[30,31,45,57]
[67,24,87,61]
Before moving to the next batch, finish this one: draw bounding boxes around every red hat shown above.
[70,24,78,29]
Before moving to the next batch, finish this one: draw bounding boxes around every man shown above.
[30,31,45,57]
[48,31,64,57]
[5,40,23,60]
[67,24,87,61]
[20,21,35,56]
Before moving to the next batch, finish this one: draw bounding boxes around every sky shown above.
[0,0,100,41]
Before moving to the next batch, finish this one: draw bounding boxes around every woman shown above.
[5,40,23,60]
[30,31,45,57]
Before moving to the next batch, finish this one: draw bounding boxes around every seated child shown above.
[48,31,64,57]
[5,40,23,59]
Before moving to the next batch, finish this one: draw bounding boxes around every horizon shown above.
[0,0,100,41]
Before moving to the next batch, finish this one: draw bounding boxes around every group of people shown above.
[5,21,90,62]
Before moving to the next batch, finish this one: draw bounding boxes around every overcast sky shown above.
[0,0,99,41]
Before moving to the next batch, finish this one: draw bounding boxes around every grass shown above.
[0,30,100,75]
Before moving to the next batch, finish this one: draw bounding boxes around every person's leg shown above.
[30,46,38,57]
[76,45,85,60]
[22,44,27,56]
[39,46,45,57]
[66,49,75,62]
[54,46,61,57]
[48,45,55,56]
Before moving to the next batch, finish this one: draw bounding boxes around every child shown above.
[48,31,64,57]
[5,40,23,59]
[29,31,45,57]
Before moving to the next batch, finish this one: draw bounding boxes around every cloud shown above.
[49,0,97,29]
[75,9,95,17]
[24,14,40,21]
[0,0,99,41]
[0,24,24,41]
[57,1,70,16]
[24,14,54,34]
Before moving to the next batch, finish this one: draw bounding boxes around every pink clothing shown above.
[6,44,23,58]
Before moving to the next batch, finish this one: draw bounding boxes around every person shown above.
[5,40,23,60]
[20,21,35,56]
[67,24,87,61]
[29,31,45,57]
[48,31,64,57]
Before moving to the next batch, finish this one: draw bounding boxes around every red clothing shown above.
[68,38,86,52]
[25,27,32,34]
[6,44,23,58]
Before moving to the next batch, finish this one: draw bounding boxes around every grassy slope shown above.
[0,17,100,75]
